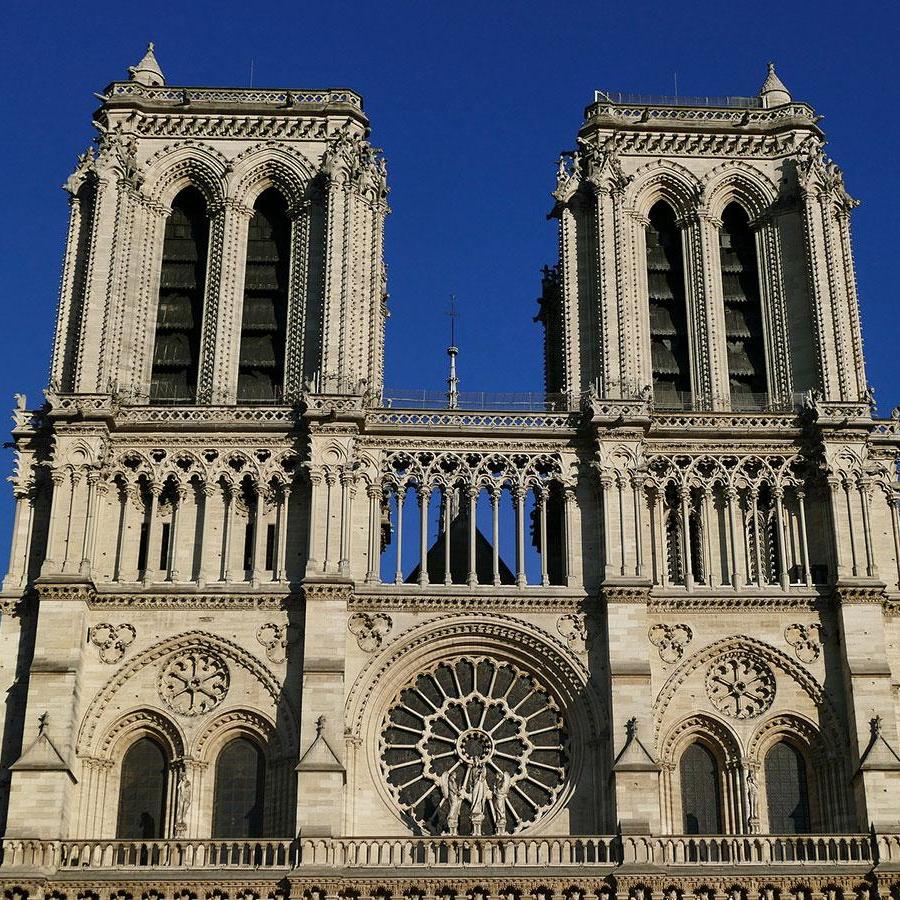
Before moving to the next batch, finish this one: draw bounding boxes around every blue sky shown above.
[0,0,897,549]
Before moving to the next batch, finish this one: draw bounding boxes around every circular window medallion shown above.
[158,650,230,716]
[380,656,567,835]
[705,651,775,719]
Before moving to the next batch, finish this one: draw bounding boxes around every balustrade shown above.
[0,833,880,873]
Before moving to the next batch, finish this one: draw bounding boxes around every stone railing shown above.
[0,834,886,873]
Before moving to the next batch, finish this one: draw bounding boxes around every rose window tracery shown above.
[158,651,229,716]
[705,651,775,719]
[380,656,567,836]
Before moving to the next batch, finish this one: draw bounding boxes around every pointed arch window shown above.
[116,736,168,838]
[765,741,810,833]
[680,742,722,834]
[238,189,290,402]
[212,737,265,838]
[150,187,209,403]
[719,203,767,403]
[646,200,690,405]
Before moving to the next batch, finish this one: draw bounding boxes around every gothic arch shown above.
[76,630,297,756]
[191,707,284,762]
[651,635,840,740]
[95,706,185,762]
[626,159,701,221]
[229,144,316,212]
[702,162,779,221]
[660,712,742,768]
[746,711,824,765]
[345,613,603,834]
[144,143,229,210]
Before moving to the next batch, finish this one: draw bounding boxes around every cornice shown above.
[349,588,590,613]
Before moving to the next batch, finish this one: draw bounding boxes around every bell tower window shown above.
[238,188,290,402]
[150,187,209,403]
[646,201,691,404]
[719,202,767,401]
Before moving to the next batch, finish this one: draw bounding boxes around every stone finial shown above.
[759,61,791,108]
[128,42,165,87]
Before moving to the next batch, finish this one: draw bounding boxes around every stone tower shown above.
[2,51,900,899]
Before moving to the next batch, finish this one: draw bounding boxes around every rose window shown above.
[380,656,567,835]
[705,651,775,719]
[158,651,230,716]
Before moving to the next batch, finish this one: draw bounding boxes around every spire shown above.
[447,296,460,410]
[128,42,165,87]
[759,61,791,108]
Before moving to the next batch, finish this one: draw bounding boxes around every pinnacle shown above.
[128,41,165,87]
[758,61,791,107]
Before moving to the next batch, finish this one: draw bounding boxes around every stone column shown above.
[726,486,743,589]
[539,487,549,587]
[859,479,877,578]
[514,487,526,588]
[40,469,68,576]
[221,481,235,583]
[773,486,789,590]
[443,487,452,586]
[78,470,99,576]
[365,484,381,584]
[467,485,478,587]
[251,485,267,586]
[3,485,34,591]
[195,481,214,587]
[418,486,430,587]
[797,487,813,586]
[338,470,356,578]
[394,486,406,585]
[275,484,291,583]
[167,483,188,582]
[680,485,694,590]
[141,481,162,585]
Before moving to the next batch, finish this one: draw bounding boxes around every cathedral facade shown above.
[2,46,900,899]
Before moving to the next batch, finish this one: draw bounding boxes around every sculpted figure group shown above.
[439,764,513,836]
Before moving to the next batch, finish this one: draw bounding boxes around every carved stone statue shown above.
[490,771,512,835]
[467,761,490,835]
[746,769,760,832]
[439,768,464,836]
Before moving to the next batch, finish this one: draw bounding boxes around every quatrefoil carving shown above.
[348,612,392,652]
[88,622,136,664]
[784,623,824,663]
[648,623,693,663]
[256,623,288,663]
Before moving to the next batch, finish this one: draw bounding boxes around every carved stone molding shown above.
[348,612,392,652]
[88,622,136,664]
[600,586,650,604]
[556,613,588,653]
[349,592,587,613]
[784,623,824,663]
[256,623,287,664]
[648,623,693,663]
[835,586,887,605]
[705,651,776,720]
[158,650,230,716]
[87,592,290,611]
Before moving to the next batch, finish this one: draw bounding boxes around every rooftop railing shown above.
[381,389,573,412]
[594,90,763,109]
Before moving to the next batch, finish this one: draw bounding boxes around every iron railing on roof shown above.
[594,90,763,110]
[381,389,572,412]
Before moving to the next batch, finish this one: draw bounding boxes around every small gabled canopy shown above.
[128,42,165,87]
[759,62,791,108]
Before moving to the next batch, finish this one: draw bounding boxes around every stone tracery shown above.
[380,656,567,835]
